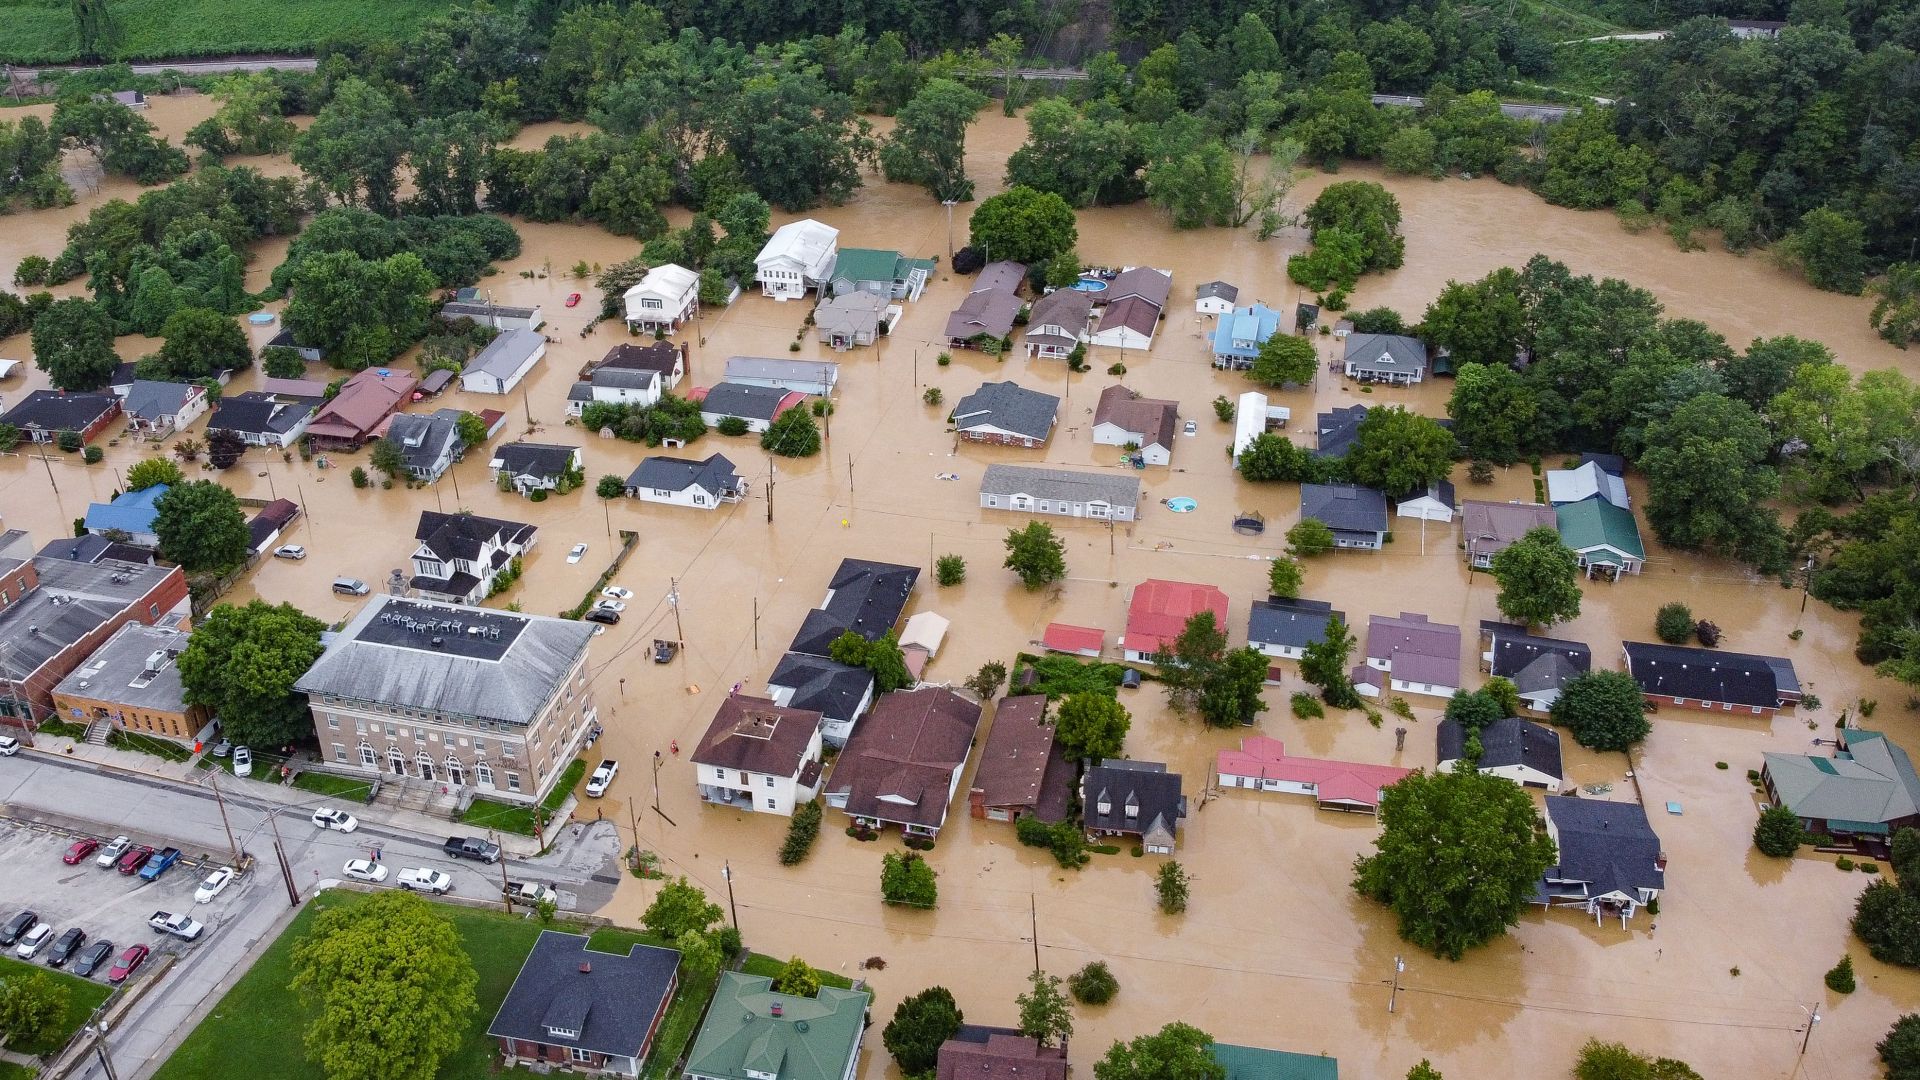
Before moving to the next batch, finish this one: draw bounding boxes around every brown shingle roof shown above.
[1097,295,1160,338]
[825,688,981,829]
[937,1032,1068,1080]
[307,368,416,438]
[1092,384,1178,450]
[691,694,822,777]
[970,696,1057,812]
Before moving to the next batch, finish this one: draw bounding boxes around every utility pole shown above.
[722,861,739,929]
[752,598,759,652]
[449,462,461,501]
[765,462,775,523]
[208,774,241,865]
[1800,1005,1821,1057]
[495,830,514,913]
[295,480,315,542]
[1029,893,1040,972]
[37,441,58,493]
[93,1038,121,1080]
[266,811,299,908]
[941,200,957,260]
[652,750,663,815]
[913,348,919,387]
[1388,955,1404,1013]
[668,578,684,644]
[603,497,612,538]
[848,457,854,494]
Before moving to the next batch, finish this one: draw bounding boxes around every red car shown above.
[63,838,100,865]
[107,944,149,984]
[565,292,582,307]
[117,846,155,875]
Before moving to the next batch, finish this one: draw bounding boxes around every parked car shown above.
[13,923,52,959]
[138,846,182,882]
[397,868,453,895]
[148,911,204,941]
[194,867,236,903]
[586,760,618,798]
[63,837,100,865]
[504,881,557,905]
[232,746,252,777]
[593,599,626,613]
[108,944,149,984]
[342,859,388,883]
[273,545,307,560]
[442,836,501,863]
[584,608,620,625]
[1184,419,1198,435]
[96,836,130,868]
[652,638,679,663]
[332,576,371,595]
[117,846,156,875]
[601,586,632,600]
[0,734,18,756]
[565,292,582,307]
[567,543,588,563]
[48,927,86,967]
[0,911,37,947]
[210,740,231,758]
[311,808,358,832]
[73,939,114,978]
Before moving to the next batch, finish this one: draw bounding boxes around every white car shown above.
[601,586,633,600]
[342,859,388,883]
[567,543,588,563]
[593,599,626,613]
[0,734,19,756]
[586,759,618,798]
[273,545,307,560]
[194,867,235,903]
[97,835,130,868]
[311,808,358,832]
[232,746,252,777]
[14,923,52,959]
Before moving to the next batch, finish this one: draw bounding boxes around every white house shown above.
[624,453,746,509]
[723,356,839,397]
[692,695,825,817]
[1539,797,1665,926]
[1195,280,1239,316]
[409,510,537,605]
[622,263,700,332]
[1231,391,1290,465]
[441,301,544,333]
[489,443,583,496]
[1357,612,1461,699]
[1022,287,1092,360]
[568,366,662,416]
[754,219,839,300]
[979,465,1141,522]
[122,380,210,440]
[460,329,546,395]
[1092,385,1177,466]
[1437,718,1564,792]
[1395,480,1457,523]
[765,653,874,748]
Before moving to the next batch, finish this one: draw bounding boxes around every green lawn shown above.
[739,952,859,991]
[106,729,192,762]
[0,954,114,1057]
[288,770,375,800]
[0,0,461,64]
[0,1062,38,1080]
[458,758,586,836]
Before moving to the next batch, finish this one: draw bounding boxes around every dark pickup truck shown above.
[442,836,501,864]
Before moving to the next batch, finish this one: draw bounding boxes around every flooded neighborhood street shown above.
[2,99,1916,1079]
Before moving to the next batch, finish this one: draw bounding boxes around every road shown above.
[6,57,318,80]
[0,753,621,1080]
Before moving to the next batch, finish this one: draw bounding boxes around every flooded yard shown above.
[1,97,1916,1079]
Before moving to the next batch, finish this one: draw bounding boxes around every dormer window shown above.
[545,1026,579,1040]
[1124,800,1139,819]
[1096,798,1111,815]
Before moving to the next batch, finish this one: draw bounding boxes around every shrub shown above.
[1290,692,1325,719]
[881,850,938,907]
[924,386,943,406]
[1107,362,1126,376]
[1695,620,1722,647]
[82,446,104,463]
[1655,602,1695,644]
[717,416,750,436]
[596,474,626,498]
[1212,395,1234,422]
[937,352,952,366]
[350,466,370,489]
[935,554,965,586]
[1468,460,1495,483]
[1865,862,1882,874]
[1752,804,1804,857]
[1066,961,1119,1005]
[529,489,548,502]
[1156,861,1189,914]
[56,429,82,453]
[1715,761,1728,770]
[1016,816,1088,869]
[780,801,823,866]
[771,956,823,997]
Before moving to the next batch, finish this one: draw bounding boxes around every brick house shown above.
[0,390,121,445]
[487,930,679,1077]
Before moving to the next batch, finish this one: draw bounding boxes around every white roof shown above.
[900,611,950,657]
[1546,462,1629,509]
[625,263,698,301]
[0,359,22,378]
[756,219,839,273]
[1233,392,1268,458]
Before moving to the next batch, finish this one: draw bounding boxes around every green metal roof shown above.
[1210,1042,1338,1080]
[833,248,910,285]
[682,972,868,1080]
[1555,498,1646,561]
[1828,818,1891,835]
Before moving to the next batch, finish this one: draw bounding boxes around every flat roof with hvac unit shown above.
[355,597,529,660]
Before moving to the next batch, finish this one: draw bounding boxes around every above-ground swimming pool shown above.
[1071,277,1109,293]
[247,311,276,325]
[1167,497,1197,513]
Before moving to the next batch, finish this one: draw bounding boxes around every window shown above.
[569,1048,592,1063]
[359,743,376,766]
[1125,802,1138,819]
[355,719,366,735]
[474,738,486,754]
[149,603,159,619]
[765,776,775,788]
[766,798,777,809]
[506,773,521,792]
[332,743,346,762]
[326,715,339,730]
[716,769,729,782]
[476,762,493,786]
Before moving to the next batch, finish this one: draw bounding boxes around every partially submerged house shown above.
[1621,642,1799,716]
[1298,483,1389,550]
[1210,303,1284,370]
[788,559,919,658]
[1763,728,1920,849]
[1122,579,1229,664]
[829,247,933,302]
[1216,735,1410,815]
[306,368,417,450]
[1083,759,1186,853]
[622,263,699,333]
[1538,797,1665,926]
[590,342,684,390]
[1480,622,1591,712]
[1460,500,1559,568]
[1342,333,1427,385]
[1547,460,1629,509]
[951,381,1058,447]
[1022,287,1092,360]
[384,410,464,484]
[409,510,536,605]
[569,366,662,417]
[755,219,839,300]
[815,291,891,351]
[1395,480,1456,523]
[823,687,982,839]
[1437,717,1564,791]
[1313,404,1367,458]
[937,1030,1069,1080]
[1088,268,1172,351]
[246,499,301,556]
[1555,497,1645,577]
[1041,623,1105,658]
[1092,385,1178,465]
[205,391,320,449]
[1209,1043,1339,1080]
[1194,280,1239,316]
[490,443,583,497]
[967,694,1074,824]
[461,328,547,395]
[691,694,824,817]
[898,610,948,679]
[121,380,208,440]
[441,300,543,332]
[625,453,745,509]
[84,485,167,548]
[723,357,839,397]
[1356,612,1461,699]
[1247,596,1345,662]
[693,383,806,434]
[944,287,1024,350]
[0,391,120,445]
[765,653,873,748]
[1231,392,1291,466]
[682,972,868,1080]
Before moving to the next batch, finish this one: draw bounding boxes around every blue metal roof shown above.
[84,484,168,535]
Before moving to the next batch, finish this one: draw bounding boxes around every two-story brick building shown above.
[50,623,209,744]
[487,931,680,1078]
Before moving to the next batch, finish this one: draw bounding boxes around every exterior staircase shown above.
[84,719,113,746]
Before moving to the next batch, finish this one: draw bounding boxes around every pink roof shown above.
[1043,623,1105,655]
[687,385,711,402]
[1365,612,1462,687]
[772,390,807,418]
[1215,735,1411,808]
[1124,579,1229,655]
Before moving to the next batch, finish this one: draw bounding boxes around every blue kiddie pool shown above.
[1167,497,1197,513]
[248,311,276,325]
[1071,277,1108,293]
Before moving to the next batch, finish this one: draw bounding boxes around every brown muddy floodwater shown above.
[2,98,1915,1080]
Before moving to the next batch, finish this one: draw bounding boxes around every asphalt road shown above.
[0,752,621,1080]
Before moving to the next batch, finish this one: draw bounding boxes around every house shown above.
[1231,392,1291,465]
[83,486,168,548]
[1247,596,1345,662]
[1216,735,1410,815]
[1122,579,1229,664]
[441,301,544,333]
[755,219,839,300]
[296,595,596,805]
[570,366,662,416]
[622,264,699,333]
[973,260,1028,294]
[1395,480,1456,523]
[1480,622,1591,712]
[815,291,892,351]
[625,454,745,509]
[1194,280,1239,316]
[1538,797,1665,925]
[384,410,464,484]
[967,695,1073,824]
[109,90,147,109]
[823,687,982,838]
[409,510,537,604]
[1209,1042,1339,1080]
[681,972,867,1080]
[1210,304,1285,369]
[828,247,933,302]
[1092,385,1178,465]
[1313,404,1367,458]
[488,930,679,1078]
[206,391,319,449]
[0,554,189,730]
[1342,333,1428,385]
[723,357,839,397]
[1547,461,1629,508]
[1727,18,1785,38]
[591,342,685,390]
[491,443,583,496]
[0,391,120,445]
[121,380,208,439]
[1022,288,1092,359]
[691,694,824,816]
[1298,484,1389,550]
[938,1030,1069,1080]
[898,610,948,679]
[1580,451,1626,476]
[246,499,301,555]
[1356,612,1461,699]
[944,288,1025,349]
[694,383,806,434]
[261,329,324,363]
[789,559,919,658]
[952,382,1058,447]
[1041,623,1104,658]
[461,328,546,395]
[1083,759,1185,853]
[1437,717,1564,791]
[1555,498,1645,577]
[1088,268,1172,351]
[1621,642,1800,716]
[766,653,873,747]
[49,623,208,745]
[1460,501,1558,568]
[979,464,1140,523]
[306,368,417,449]
[105,361,138,397]
[1762,728,1920,848]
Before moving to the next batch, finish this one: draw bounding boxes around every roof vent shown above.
[431,637,444,648]
[794,1020,809,1033]
[770,1003,783,1018]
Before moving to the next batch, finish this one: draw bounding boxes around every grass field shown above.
[0,0,459,64]
[739,952,860,991]
[458,757,586,836]
[0,953,114,1057]
[288,770,375,800]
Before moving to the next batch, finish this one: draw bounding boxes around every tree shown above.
[935,554,966,586]
[1872,264,1920,348]
[158,307,250,380]
[1092,1023,1225,1080]
[293,79,409,214]
[1753,804,1805,857]
[880,79,987,202]
[370,439,408,481]
[1573,1040,1702,1080]
[1784,206,1867,294]
[674,929,723,984]
[761,407,820,457]
[964,661,1007,701]
[290,890,477,1080]
[1299,617,1360,708]
[1003,521,1067,589]
[177,599,324,746]
[1406,1062,1443,1080]
[642,877,724,939]
[1856,881,1920,967]
[1641,394,1784,571]
[1443,688,1505,735]
[1882,1015,1920,1080]
[885,987,964,1075]
[126,457,183,491]
[969,187,1078,267]
[1383,126,1438,175]
[829,629,912,693]
[1550,671,1651,752]
[596,474,626,498]
[881,850,938,907]
[1654,603,1694,644]
[1156,861,1190,914]
[1153,611,1226,712]
[31,297,119,390]
[71,0,123,60]
[51,97,186,184]
[712,69,869,211]
[1894,827,1920,883]
[1015,970,1074,1048]
[284,250,437,369]
[1287,519,1335,557]
[1268,556,1303,599]
[1249,334,1316,388]
[1346,406,1455,497]
[1302,181,1404,273]
[1826,953,1856,994]
[770,957,822,998]
[1199,648,1269,729]
[1490,527,1582,627]
[1067,961,1119,1005]
[453,411,489,450]
[1054,692,1129,763]
[1718,336,1832,411]
[0,969,70,1048]
[262,346,307,379]
[1354,765,1556,959]
[1446,363,1539,465]
[153,480,249,572]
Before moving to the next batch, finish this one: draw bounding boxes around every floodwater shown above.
[2,96,1917,1080]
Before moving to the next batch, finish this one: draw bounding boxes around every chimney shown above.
[579,962,592,974]
[770,1003,783,1018]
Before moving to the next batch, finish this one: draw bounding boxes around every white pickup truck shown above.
[397,868,453,895]
[504,880,557,905]
[149,911,205,941]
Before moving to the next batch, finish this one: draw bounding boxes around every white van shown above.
[0,735,20,757]
[331,577,370,596]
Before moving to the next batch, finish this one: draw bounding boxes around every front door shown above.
[388,749,406,775]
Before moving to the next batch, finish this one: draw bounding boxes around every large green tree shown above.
[293,79,410,215]
[153,480,251,572]
[713,69,869,211]
[1446,362,1539,465]
[1302,180,1404,273]
[157,307,251,380]
[881,851,938,907]
[1640,393,1784,570]
[884,987,963,1075]
[290,890,478,1080]
[1053,692,1129,763]
[1248,334,1316,388]
[969,186,1078,267]
[1873,264,1920,348]
[1716,335,1832,411]
[641,877,724,939]
[1490,527,1582,628]
[1421,269,1525,368]
[1882,1014,1920,1080]
[52,96,187,184]
[1015,970,1074,1048]
[1153,611,1226,713]
[0,969,70,1049]
[1784,206,1867,294]
[1003,98,1145,208]
[1353,765,1557,959]
[1198,648,1270,728]
[1549,671,1650,752]
[178,599,326,747]
[30,297,119,391]
[1299,616,1360,708]
[1345,406,1455,497]
[1003,521,1068,589]
[880,79,987,202]
[1092,1023,1226,1080]
[284,250,437,369]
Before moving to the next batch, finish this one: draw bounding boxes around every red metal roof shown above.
[1042,623,1104,655]
[1215,735,1411,809]
[1123,579,1229,656]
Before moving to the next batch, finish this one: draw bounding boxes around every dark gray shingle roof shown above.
[486,931,679,1059]
[952,381,1058,441]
